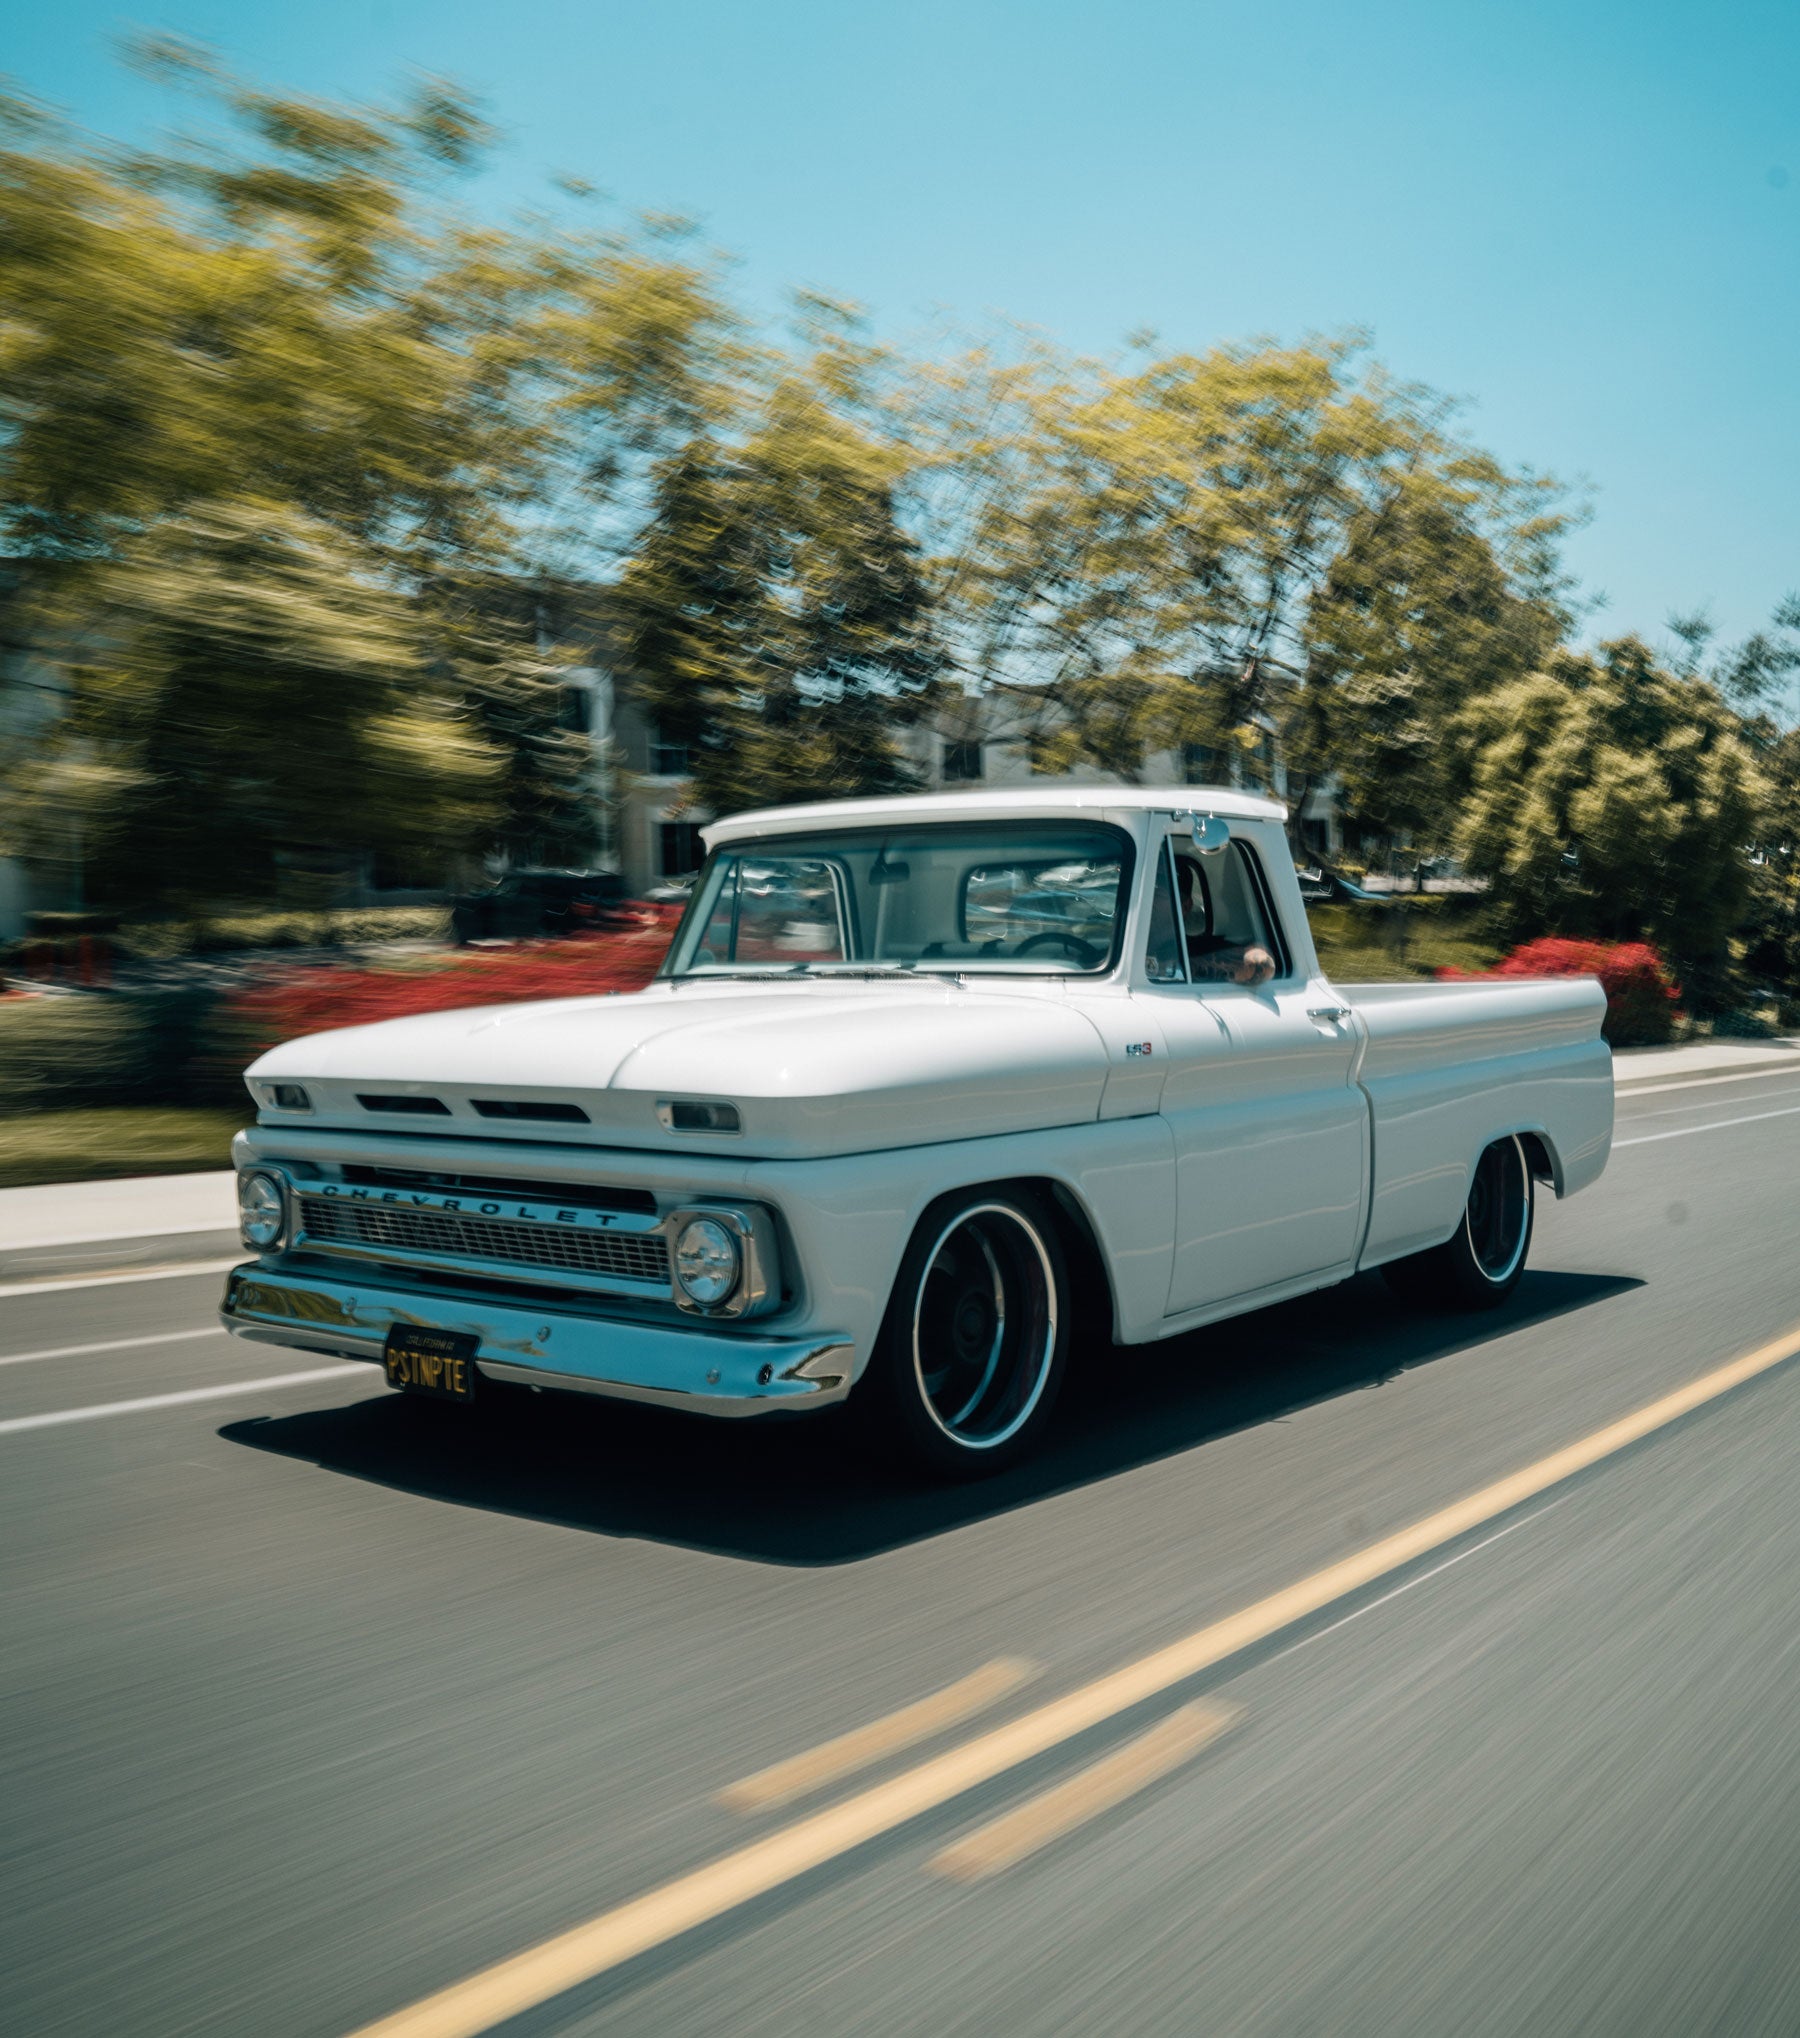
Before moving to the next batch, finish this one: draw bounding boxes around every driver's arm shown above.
[1190,943,1276,985]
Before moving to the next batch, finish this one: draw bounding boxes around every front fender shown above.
[747,1114,1176,1374]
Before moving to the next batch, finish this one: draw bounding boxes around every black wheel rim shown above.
[912,1205,1057,1449]
[1465,1137,1530,1282]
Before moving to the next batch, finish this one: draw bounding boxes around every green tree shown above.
[1666,596,1800,713]
[932,335,1569,834]
[1738,720,1800,1001]
[1457,637,1765,1002]
[0,56,734,904]
[1299,459,1568,852]
[614,317,942,818]
[15,501,502,912]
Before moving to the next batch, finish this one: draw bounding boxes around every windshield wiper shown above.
[790,964,922,979]
[674,963,927,982]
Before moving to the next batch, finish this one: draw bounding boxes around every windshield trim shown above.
[659,820,1137,982]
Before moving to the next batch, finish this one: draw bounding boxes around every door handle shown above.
[1307,1005,1353,1024]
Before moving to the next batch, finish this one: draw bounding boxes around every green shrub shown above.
[325,906,452,947]
[0,990,216,1114]
[112,905,451,958]
[1710,1007,1777,1040]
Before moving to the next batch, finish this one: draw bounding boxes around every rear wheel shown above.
[857,1188,1069,1480]
[1382,1135,1535,1309]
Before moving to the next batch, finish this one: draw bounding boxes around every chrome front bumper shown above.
[219,1260,855,1417]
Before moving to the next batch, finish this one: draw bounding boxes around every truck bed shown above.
[1340,975,1613,1268]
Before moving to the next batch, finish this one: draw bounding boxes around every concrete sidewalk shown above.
[1611,1036,1800,1088]
[2,1034,1796,1283]
[0,1171,238,1283]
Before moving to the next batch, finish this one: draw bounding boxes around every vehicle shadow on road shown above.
[219,1266,1641,1565]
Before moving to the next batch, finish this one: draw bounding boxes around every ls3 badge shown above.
[1125,1041,1154,1057]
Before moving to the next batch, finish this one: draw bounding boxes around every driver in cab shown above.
[1176,855,1276,986]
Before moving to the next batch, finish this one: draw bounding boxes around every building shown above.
[598,674,1348,896]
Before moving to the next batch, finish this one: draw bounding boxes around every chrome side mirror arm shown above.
[1171,811,1233,858]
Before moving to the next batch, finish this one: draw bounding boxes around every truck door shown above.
[1141,824,1367,1316]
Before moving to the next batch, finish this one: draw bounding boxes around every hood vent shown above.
[471,1099,590,1123]
[357,1093,451,1117]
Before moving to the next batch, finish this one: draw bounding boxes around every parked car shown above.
[1295,862,1385,904]
[449,868,627,944]
[223,788,1613,1479]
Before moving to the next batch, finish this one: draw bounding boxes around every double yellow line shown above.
[351,1320,1800,2038]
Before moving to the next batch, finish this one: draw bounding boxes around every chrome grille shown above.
[297,1195,669,1287]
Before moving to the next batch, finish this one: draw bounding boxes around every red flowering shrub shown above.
[1439,938,1680,1047]
[219,913,679,1066]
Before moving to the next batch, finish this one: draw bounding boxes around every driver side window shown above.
[1169,842,1282,986]
[1146,843,1188,982]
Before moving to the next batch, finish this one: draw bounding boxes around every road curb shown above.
[0,1226,243,1285]
[1613,1050,1800,1093]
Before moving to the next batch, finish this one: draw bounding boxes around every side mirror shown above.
[1186,814,1232,858]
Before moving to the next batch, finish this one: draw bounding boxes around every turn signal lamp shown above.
[659,1100,742,1134]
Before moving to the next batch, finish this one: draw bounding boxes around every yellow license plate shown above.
[383,1325,478,1401]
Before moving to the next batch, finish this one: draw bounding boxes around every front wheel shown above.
[857,1188,1070,1480]
[1383,1135,1535,1310]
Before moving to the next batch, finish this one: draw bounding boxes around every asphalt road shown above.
[4,1069,1800,2037]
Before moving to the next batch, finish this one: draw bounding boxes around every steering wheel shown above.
[1015,929,1103,968]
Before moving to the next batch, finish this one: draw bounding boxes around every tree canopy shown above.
[0,56,727,899]
[0,50,1793,1013]
[1457,638,1766,996]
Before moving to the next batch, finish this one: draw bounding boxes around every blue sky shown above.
[10,0,1799,659]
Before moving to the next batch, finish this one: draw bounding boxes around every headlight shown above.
[674,1216,740,1308]
[237,1171,286,1251]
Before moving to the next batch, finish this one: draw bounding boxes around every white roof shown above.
[705,784,1286,846]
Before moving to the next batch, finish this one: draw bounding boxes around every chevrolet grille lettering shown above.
[305,1184,651,1234]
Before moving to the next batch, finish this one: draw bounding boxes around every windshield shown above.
[664,821,1134,978]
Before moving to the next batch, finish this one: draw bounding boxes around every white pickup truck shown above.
[221,787,1613,1477]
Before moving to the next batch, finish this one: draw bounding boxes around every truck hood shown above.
[247,979,1117,1159]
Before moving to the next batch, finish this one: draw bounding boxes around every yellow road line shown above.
[345,1321,1800,2038]
[930,1702,1240,1882]
[719,1659,1039,1812]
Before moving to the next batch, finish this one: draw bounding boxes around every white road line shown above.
[1617,1064,1800,1101]
[1617,1081,1800,1121]
[0,1365,376,1436]
[0,1257,241,1300]
[1272,1499,1569,1665]
[0,1326,227,1370]
[1614,1102,1800,1148]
